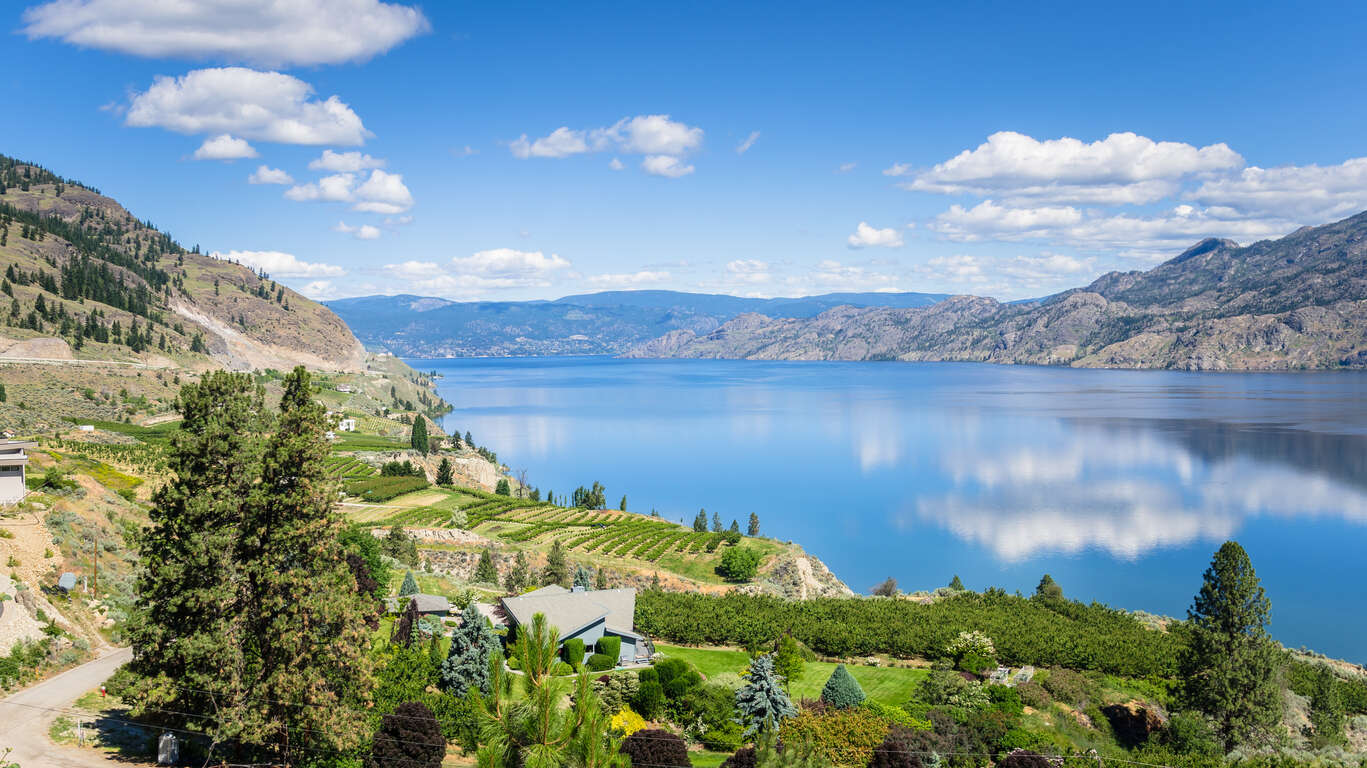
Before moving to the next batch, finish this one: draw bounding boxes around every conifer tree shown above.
[711,511,723,532]
[1179,541,1282,751]
[949,574,964,590]
[495,478,511,496]
[400,570,420,596]
[543,540,570,587]
[393,598,420,648]
[440,603,498,695]
[595,567,609,591]
[234,366,376,757]
[505,550,529,593]
[1034,574,1063,601]
[734,654,797,737]
[693,509,708,532]
[820,664,866,709]
[474,548,499,584]
[573,565,594,589]
[619,495,628,511]
[410,416,429,453]
[728,519,740,534]
[436,457,453,486]
[0,381,6,402]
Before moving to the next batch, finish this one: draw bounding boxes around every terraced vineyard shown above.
[324,456,377,479]
[354,484,735,565]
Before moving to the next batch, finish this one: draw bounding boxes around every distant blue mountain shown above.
[327,289,951,357]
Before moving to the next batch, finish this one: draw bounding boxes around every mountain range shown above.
[326,290,951,357]
[626,211,1367,370]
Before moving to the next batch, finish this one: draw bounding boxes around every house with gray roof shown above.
[384,593,452,616]
[499,585,652,666]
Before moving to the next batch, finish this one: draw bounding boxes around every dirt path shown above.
[0,647,135,768]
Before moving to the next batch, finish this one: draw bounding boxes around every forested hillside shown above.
[0,153,364,372]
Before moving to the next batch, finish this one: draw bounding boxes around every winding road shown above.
[0,648,133,768]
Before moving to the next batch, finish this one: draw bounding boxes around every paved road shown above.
[0,647,134,768]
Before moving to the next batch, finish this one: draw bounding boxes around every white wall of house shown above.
[0,465,25,505]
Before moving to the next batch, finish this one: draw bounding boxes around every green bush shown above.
[563,637,585,666]
[1015,681,1051,709]
[779,707,892,768]
[587,653,616,671]
[987,684,1023,716]
[1040,666,1091,706]
[551,661,574,676]
[633,680,665,719]
[820,664,866,709]
[716,546,761,582]
[598,635,622,662]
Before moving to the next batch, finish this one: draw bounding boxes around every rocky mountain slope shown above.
[629,211,1367,370]
[0,153,364,372]
[327,289,950,357]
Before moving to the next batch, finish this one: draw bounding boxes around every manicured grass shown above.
[655,644,927,705]
[689,750,732,768]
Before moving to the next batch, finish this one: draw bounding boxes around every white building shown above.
[336,384,354,393]
[0,440,37,506]
[337,418,357,432]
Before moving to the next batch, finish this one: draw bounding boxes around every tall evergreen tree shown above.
[124,371,267,750]
[574,565,594,590]
[474,548,499,584]
[410,416,429,453]
[440,603,498,695]
[1179,541,1282,752]
[505,550,529,593]
[711,511,723,532]
[435,457,453,486]
[728,519,740,534]
[693,509,708,532]
[734,654,797,737]
[594,567,609,591]
[619,495,627,511]
[949,574,964,590]
[747,512,760,537]
[543,540,570,587]
[400,570,420,596]
[393,598,420,648]
[1034,574,1063,601]
[234,367,376,757]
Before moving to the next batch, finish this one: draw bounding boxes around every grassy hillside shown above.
[0,153,363,372]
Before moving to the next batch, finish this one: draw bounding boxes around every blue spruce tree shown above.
[440,603,497,695]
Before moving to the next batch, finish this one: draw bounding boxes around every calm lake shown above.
[422,356,1367,663]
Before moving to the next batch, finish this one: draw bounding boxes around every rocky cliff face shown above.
[628,211,1367,370]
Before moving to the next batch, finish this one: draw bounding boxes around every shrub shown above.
[619,728,689,768]
[997,750,1053,768]
[821,664,867,709]
[1015,681,1051,709]
[862,700,930,731]
[720,745,757,768]
[551,661,573,676]
[1040,666,1091,707]
[609,705,647,736]
[948,630,996,674]
[987,684,1023,716]
[587,653,616,672]
[780,706,891,767]
[716,546,761,582]
[593,673,639,713]
[869,725,946,768]
[366,700,445,768]
[633,680,665,719]
[563,637,585,666]
[598,635,622,662]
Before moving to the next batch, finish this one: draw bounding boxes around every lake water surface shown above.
[422,357,1367,663]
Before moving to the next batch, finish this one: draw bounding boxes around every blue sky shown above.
[5,1,1367,302]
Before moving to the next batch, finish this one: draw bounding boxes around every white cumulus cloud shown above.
[1188,157,1367,221]
[284,168,413,213]
[192,133,257,160]
[309,149,385,172]
[248,165,293,184]
[126,67,371,146]
[847,221,904,249]
[21,0,429,68]
[333,221,381,240]
[641,155,694,178]
[211,249,345,277]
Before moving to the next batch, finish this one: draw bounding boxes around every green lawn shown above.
[655,643,927,705]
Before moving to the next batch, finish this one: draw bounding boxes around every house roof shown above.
[500,587,636,639]
[410,594,451,613]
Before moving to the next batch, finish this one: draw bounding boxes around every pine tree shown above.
[436,457,453,486]
[124,371,267,749]
[693,509,708,532]
[410,417,429,453]
[734,654,797,736]
[595,567,609,591]
[400,570,420,596]
[495,478,511,496]
[0,381,6,403]
[505,550,529,593]
[474,548,499,584]
[1034,574,1063,601]
[573,565,594,590]
[820,664,866,709]
[949,575,964,590]
[747,512,760,536]
[711,511,723,532]
[233,366,376,757]
[440,603,497,695]
[772,634,804,690]
[543,540,569,587]
[728,519,740,534]
[1179,541,1282,751]
[619,495,627,511]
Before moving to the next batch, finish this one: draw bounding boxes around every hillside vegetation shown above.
[630,211,1367,370]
